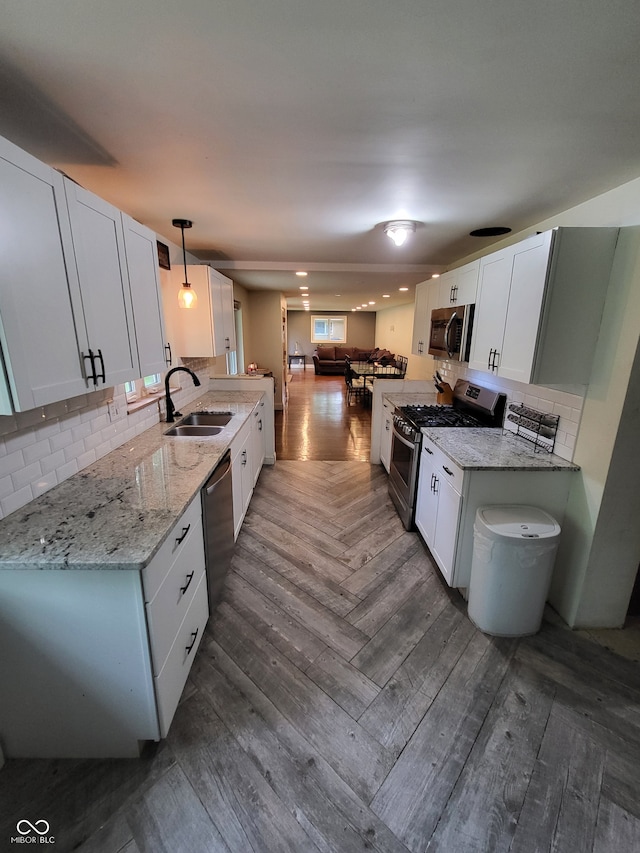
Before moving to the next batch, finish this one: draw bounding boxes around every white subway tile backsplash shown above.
[75,449,97,471]
[56,459,79,482]
[0,474,14,500]
[23,439,54,466]
[64,439,88,463]
[4,429,36,454]
[49,429,75,453]
[0,451,26,479]
[1,485,33,519]
[40,449,68,475]
[31,472,58,499]
[12,461,43,491]
[0,363,217,518]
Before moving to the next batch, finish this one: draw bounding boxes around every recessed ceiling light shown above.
[299,285,308,290]
[469,227,512,237]
[399,287,409,292]
[382,294,390,298]
[296,271,308,276]
[356,306,362,310]
[334,294,342,297]
[431,273,440,279]
[368,301,375,305]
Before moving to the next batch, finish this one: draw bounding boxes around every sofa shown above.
[312,345,375,374]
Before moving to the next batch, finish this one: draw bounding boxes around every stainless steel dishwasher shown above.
[201,449,235,615]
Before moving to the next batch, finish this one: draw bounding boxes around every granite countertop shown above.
[383,392,439,407]
[0,391,263,572]
[422,427,579,471]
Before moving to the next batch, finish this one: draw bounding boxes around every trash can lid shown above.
[475,505,561,539]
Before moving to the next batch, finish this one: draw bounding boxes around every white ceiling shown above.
[2,1,640,312]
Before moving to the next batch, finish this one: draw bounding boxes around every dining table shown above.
[348,360,404,388]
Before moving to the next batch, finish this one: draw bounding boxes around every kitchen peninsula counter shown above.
[0,391,262,572]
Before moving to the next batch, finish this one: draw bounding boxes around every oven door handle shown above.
[392,424,418,450]
[444,312,457,358]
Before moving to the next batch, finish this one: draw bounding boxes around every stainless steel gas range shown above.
[388,380,507,530]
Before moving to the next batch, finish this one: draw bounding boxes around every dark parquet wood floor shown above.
[1,370,640,852]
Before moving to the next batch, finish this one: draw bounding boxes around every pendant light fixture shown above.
[172,218,197,309]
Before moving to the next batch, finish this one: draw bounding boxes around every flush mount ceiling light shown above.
[172,219,197,309]
[384,220,418,247]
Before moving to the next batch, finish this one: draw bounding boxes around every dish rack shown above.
[505,403,559,453]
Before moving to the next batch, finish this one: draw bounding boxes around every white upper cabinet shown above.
[468,245,515,374]
[121,215,169,378]
[436,260,480,307]
[64,179,137,387]
[411,279,438,357]
[163,265,235,358]
[0,136,89,413]
[469,228,618,387]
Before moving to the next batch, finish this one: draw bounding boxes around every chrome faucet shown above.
[164,367,201,422]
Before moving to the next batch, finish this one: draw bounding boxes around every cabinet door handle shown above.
[180,571,194,595]
[258,419,263,431]
[241,450,247,466]
[164,342,172,367]
[95,349,106,383]
[175,524,191,545]
[443,466,454,477]
[225,337,230,350]
[490,350,500,371]
[83,350,98,386]
[487,349,494,370]
[185,628,199,655]
[425,446,434,455]
[432,475,439,493]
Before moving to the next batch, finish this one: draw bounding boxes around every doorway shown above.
[275,371,371,461]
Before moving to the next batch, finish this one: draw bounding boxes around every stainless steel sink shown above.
[178,412,233,426]
[164,424,224,437]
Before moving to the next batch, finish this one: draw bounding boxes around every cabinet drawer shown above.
[145,517,206,675]
[422,436,464,493]
[155,572,209,737]
[142,497,203,602]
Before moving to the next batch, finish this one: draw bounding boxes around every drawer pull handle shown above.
[425,446,434,455]
[180,571,194,595]
[443,466,454,476]
[175,524,191,545]
[185,628,199,655]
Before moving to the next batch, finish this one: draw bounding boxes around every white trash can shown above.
[468,505,561,637]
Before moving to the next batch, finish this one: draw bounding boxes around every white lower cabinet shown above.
[415,434,575,589]
[251,400,266,486]
[231,400,266,538]
[0,495,208,757]
[231,417,254,539]
[379,400,394,473]
[415,437,463,585]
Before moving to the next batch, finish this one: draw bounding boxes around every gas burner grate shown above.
[402,405,486,429]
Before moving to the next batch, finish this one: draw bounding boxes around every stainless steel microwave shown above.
[429,304,474,361]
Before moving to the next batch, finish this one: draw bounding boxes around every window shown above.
[124,374,162,403]
[311,315,347,344]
